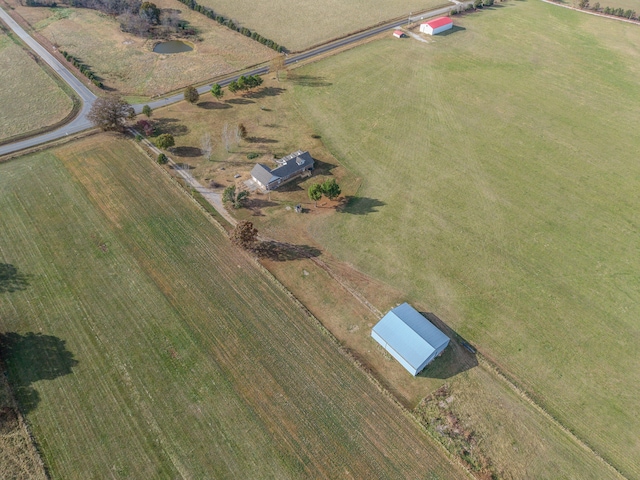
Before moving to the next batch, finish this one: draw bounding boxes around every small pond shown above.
[153,40,193,54]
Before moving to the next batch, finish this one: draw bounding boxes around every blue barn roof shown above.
[371,303,449,376]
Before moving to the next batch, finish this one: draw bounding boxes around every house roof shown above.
[251,163,277,187]
[270,150,313,179]
[422,17,452,29]
[372,303,449,370]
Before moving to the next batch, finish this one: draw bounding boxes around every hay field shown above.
[7,0,275,96]
[0,135,465,479]
[0,29,73,143]
[291,2,640,478]
[194,0,448,51]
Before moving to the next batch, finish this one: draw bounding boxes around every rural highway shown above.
[0,3,459,156]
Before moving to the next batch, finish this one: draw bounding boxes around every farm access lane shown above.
[0,6,96,156]
[0,2,463,157]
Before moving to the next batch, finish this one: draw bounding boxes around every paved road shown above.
[0,6,96,156]
[1,3,460,156]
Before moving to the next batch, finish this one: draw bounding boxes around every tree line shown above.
[174,0,285,52]
[60,51,103,88]
[577,0,637,19]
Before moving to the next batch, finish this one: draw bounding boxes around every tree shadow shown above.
[225,98,255,105]
[416,312,478,379]
[0,264,30,294]
[290,75,332,87]
[246,197,278,216]
[254,241,321,261]
[244,87,287,99]
[337,196,386,215]
[154,118,189,136]
[170,162,195,170]
[197,101,232,110]
[172,146,202,157]
[247,136,278,144]
[0,332,79,414]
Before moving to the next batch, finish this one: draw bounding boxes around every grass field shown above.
[290,1,640,477]
[7,0,274,96]
[193,0,449,51]
[0,28,74,143]
[0,135,467,479]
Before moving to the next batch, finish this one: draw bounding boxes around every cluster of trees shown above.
[174,0,284,52]
[308,179,341,206]
[60,51,103,88]
[228,75,263,94]
[578,0,637,19]
[222,184,249,209]
[24,0,192,38]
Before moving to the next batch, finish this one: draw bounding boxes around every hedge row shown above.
[175,0,285,52]
[60,51,103,88]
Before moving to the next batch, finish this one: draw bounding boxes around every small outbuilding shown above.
[419,17,453,35]
[371,303,450,376]
[392,30,405,38]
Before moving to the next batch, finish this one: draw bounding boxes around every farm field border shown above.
[289,1,640,477]
[0,135,468,479]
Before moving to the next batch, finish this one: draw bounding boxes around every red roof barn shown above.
[420,17,453,35]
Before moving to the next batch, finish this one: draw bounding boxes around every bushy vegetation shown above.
[60,50,103,88]
[228,74,263,93]
[174,0,284,51]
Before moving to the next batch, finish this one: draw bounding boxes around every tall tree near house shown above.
[321,178,341,201]
[230,220,258,249]
[87,95,134,131]
[155,133,175,150]
[201,133,213,160]
[211,83,224,100]
[184,85,200,104]
[308,183,323,207]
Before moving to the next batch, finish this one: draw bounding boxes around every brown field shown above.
[5,0,275,96]
[0,28,74,143]
[193,0,450,51]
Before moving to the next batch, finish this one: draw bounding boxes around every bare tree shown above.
[222,122,231,152]
[270,55,286,81]
[87,95,134,131]
[200,132,212,160]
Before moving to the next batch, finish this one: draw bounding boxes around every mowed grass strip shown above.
[0,29,73,142]
[291,1,640,477]
[194,0,448,51]
[0,135,466,479]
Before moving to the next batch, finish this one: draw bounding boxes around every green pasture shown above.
[291,1,640,477]
[0,136,464,479]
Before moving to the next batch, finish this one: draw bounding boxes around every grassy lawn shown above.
[0,135,465,479]
[0,28,74,143]
[291,1,640,477]
[193,0,449,51]
[7,0,274,96]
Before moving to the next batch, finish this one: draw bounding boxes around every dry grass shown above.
[0,135,466,479]
[0,366,47,480]
[6,0,275,96]
[0,28,73,142]
[194,0,450,51]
